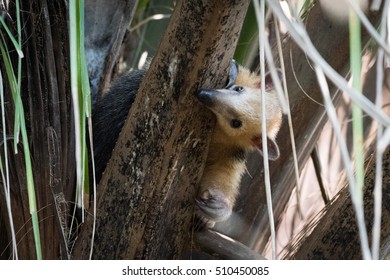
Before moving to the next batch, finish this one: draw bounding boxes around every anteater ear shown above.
[252,135,280,161]
[265,72,274,91]
[256,70,282,91]
[226,59,238,88]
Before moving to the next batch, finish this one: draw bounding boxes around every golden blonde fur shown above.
[196,65,283,226]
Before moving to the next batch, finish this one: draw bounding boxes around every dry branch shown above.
[286,147,390,259]
[193,229,266,260]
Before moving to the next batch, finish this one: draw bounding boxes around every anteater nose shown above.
[196,89,216,107]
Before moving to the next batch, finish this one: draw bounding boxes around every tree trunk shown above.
[72,0,251,259]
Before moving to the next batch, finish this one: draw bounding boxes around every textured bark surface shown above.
[72,0,250,259]
[286,148,390,259]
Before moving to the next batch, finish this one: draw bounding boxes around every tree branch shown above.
[73,0,250,259]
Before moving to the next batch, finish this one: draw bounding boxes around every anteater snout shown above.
[196,89,216,107]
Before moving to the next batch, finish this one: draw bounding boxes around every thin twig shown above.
[371,0,389,260]
[267,0,390,127]
[254,0,277,259]
[315,66,372,260]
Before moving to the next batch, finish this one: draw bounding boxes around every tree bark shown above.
[285,147,390,259]
[72,0,251,259]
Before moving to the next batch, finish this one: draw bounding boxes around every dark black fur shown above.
[91,60,237,184]
[231,147,247,162]
[91,69,147,183]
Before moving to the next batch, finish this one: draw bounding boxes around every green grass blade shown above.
[0,0,42,259]
[349,7,370,260]
[349,3,364,201]
[0,17,23,58]
[69,0,84,212]
[69,0,91,223]
[0,69,19,259]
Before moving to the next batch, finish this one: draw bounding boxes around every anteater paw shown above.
[192,214,216,231]
[195,189,232,227]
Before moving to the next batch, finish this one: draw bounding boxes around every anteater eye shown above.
[233,86,244,92]
[230,119,242,128]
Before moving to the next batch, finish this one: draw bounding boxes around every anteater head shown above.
[197,67,283,160]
